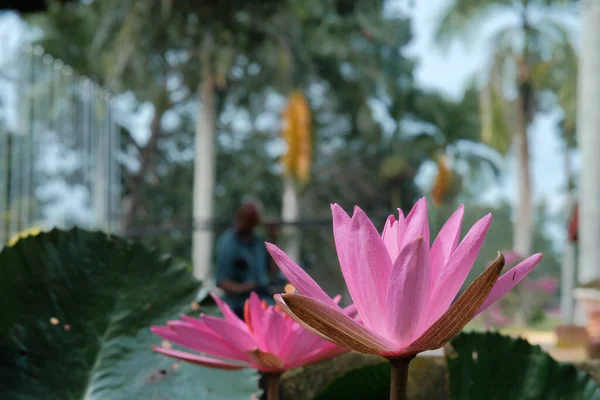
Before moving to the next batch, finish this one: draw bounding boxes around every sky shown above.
[0,2,581,246]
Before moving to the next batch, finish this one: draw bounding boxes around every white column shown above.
[192,36,216,283]
[282,176,300,262]
[561,241,576,324]
[577,0,600,285]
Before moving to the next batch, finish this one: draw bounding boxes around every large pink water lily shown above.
[268,199,542,358]
[151,292,354,373]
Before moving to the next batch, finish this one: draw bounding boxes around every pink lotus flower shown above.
[267,199,543,358]
[151,292,353,373]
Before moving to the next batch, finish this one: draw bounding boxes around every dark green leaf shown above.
[0,229,258,399]
[313,356,448,400]
[447,332,600,400]
[314,362,391,400]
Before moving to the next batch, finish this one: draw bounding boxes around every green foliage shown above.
[480,82,512,155]
[314,332,600,400]
[435,0,514,48]
[28,3,103,82]
[447,332,600,400]
[0,229,258,399]
[26,0,509,298]
[534,36,578,148]
[314,362,391,400]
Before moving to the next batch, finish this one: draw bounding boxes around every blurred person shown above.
[215,200,271,317]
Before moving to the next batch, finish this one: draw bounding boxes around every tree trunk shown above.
[93,123,107,230]
[122,108,164,231]
[192,34,216,283]
[282,176,300,262]
[577,0,600,285]
[513,92,533,256]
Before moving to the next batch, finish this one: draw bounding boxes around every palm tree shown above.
[534,35,578,321]
[436,0,576,256]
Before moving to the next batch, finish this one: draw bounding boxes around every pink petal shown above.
[151,325,178,340]
[343,303,358,318]
[281,296,358,363]
[278,293,352,361]
[399,254,504,356]
[385,236,430,344]
[429,205,464,286]
[292,341,347,368]
[266,243,338,309]
[278,298,356,363]
[178,315,213,331]
[476,253,543,314]
[382,215,400,261]
[263,308,287,356]
[381,211,407,263]
[331,204,392,333]
[404,199,420,225]
[395,210,407,252]
[278,321,323,364]
[179,314,248,338]
[201,315,258,352]
[424,213,492,327]
[402,198,430,247]
[248,292,267,349]
[276,293,396,355]
[210,293,248,331]
[162,322,248,361]
[153,346,246,370]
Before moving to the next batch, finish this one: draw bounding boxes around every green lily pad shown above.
[314,331,600,400]
[312,355,447,400]
[315,362,390,399]
[447,331,600,400]
[0,228,258,399]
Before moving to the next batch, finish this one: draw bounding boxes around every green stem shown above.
[389,357,413,400]
[265,373,281,400]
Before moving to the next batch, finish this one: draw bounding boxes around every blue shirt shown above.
[215,228,270,312]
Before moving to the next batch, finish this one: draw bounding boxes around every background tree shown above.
[24,0,524,301]
[436,0,576,256]
[83,0,285,281]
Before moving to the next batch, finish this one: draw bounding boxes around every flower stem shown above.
[265,373,281,400]
[389,357,413,400]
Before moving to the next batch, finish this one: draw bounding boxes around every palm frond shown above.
[435,0,514,50]
[452,139,504,179]
[479,81,513,155]
[529,0,578,7]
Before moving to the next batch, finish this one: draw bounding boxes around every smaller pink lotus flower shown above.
[151,292,353,374]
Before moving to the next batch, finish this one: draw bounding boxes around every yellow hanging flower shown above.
[432,155,451,207]
[281,91,312,183]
